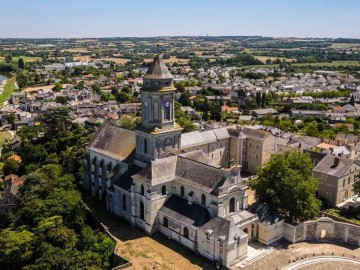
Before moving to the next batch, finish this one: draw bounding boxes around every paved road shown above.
[282,256,360,270]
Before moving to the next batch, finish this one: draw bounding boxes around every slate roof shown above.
[133,151,224,193]
[159,195,210,227]
[180,127,231,149]
[134,156,177,186]
[248,202,282,225]
[143,54,173,80]
[113,165,143,191]
[87,122,136,161]
[240,127,271,140]
[200,217,247,244]
[175,155,224,193]
[313,154,355,178]
[179,150,220,168]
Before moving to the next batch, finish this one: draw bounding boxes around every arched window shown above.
[144,139,148,154]
[140,184,145,196]
[180,186,185,197]
[163,217,168,228]
[229,198,236,213]
[161,185,166,195]
[183,227,189,239]
[122,194,127,211]
[201,194,206,206]
[140,202,145,220]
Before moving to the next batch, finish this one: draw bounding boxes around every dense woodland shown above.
[0,109,115,270]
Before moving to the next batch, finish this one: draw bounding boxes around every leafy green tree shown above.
[4,54,13,63]
[179,91,191,106]
[52,82,63,92]
[16,71,29,89]
[3,158,20,175]
[92,83,101,94]
[6,113,16,126]
[350,94,355,106]
[18,58,25,69]
[251,150,321,223]
[353,179,360,196]
[261,92,267,108]
[118,116,137,130]
[255,92,261,108]
[0,229,34,270]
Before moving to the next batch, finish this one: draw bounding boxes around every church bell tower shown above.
[135,51,183,165]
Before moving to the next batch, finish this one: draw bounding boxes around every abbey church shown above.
[84,53,277,267]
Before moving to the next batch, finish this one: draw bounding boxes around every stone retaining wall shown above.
[286,217,360,246]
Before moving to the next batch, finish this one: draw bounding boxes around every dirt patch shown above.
[84,195,215,270]
[246,241,360,270]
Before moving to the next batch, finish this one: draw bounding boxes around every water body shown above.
[0,73,9,83]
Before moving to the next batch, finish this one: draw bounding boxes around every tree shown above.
[6,113,16,126]
[92,83,101,94]
[350,94,355,106]
[255,92,261,108]
[179,91,191,106]
[16,71,29,89]
[4,54,13,63]
[0,229,34,270]
[52,82,63,92]
[18,58,25,69]
[261,92,267,108]
[353,180,360,196]
[251,150,321,223]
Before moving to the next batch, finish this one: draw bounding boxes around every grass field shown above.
[331,43,360,49]
[0,76,17,109]
[0,131,12,147]
[0,56,42,63]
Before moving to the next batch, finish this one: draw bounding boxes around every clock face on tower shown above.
[165,101,170,107]
[144,101,149,107]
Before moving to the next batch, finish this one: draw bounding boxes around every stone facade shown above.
[313,155,360,206]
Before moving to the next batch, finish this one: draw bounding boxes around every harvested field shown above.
[94,58,130,64]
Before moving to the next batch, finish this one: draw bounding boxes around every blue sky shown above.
[1,0,359,38]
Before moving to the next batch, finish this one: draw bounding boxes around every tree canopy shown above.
[251,150,321,223]
[0,108,115,270]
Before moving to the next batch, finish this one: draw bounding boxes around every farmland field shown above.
[0,56,42,63]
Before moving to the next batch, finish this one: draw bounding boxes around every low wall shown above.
[286,217,360,246]
[85,205,132,269]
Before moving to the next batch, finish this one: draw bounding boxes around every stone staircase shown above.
[235,245,276,269]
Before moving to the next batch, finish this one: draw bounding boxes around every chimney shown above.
[334,157,340,167]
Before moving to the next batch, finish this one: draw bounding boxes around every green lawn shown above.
[0,131,12,147]
[0,76,17,109]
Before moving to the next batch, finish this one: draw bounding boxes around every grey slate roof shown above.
[134,151,224,193]
[175,155,224,193]
[87,122,136,161]
[248,202,282,225]
[313,154,355,177]
[143,54,173,80]
[200,216,247,245]
[134,156,177,186]
[159,195,210,227]
[180,127,232,149]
